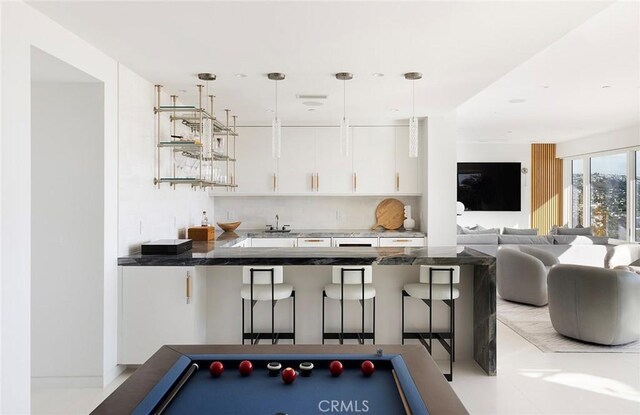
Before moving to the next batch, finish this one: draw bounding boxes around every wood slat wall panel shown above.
[531,143,563,233]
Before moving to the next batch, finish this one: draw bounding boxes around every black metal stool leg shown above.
[361,268,365,345]
[250,270,254,345]
[401,291,405,345]
[372,296,376,344]
[241,297,245,345]
[322,291,325,345]
[340,269,344,345]
[292,290,296,344]
[452,299,456,362]
[271,269,275,345]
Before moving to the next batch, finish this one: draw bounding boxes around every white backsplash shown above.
[213,196,421,230]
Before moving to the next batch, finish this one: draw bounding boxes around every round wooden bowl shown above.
[217,221,241,233]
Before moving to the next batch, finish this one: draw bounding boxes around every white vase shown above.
[403,218,415,231]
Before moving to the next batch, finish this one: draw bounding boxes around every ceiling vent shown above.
[296,94,328,100]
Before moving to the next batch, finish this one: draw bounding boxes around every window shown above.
[636,151,639,241]
[590,153,627,239]
[571,159,584,227]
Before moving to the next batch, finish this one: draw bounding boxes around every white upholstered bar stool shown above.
[241,266,295,345]
[402,265,460,381]
[322,266,376,344]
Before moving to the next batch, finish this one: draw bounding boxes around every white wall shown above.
[118,65,215,256]
[213,196,420,230]
[1,2,119,411]
[426,114,458,246]
[457,142,531,229]
[31,82,105,384]
[557,124,640,158]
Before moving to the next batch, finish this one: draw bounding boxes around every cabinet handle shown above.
[273,173,277,192]
[394,239,411,243]
[396,173,400,191]
[310,174,314,191]
[353,173,357,192]
[305,239,324,242]
[316,173,319,192]
[186,271,192,304]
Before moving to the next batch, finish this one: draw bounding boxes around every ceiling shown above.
[31,47,100,83]
[457,0,640,144]
[27,0,614,130]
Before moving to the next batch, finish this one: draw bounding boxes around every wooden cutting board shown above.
[371,198,405,230]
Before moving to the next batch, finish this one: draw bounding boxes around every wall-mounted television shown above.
[457,162,521,211]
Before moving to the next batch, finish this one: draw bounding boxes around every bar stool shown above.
[402,265,460,381]
[322,266,375,344]
[241,266,295,345]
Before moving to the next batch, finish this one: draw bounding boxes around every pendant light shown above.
[268,72,285,158]
[404,72,422,158]
[336,72,353,156]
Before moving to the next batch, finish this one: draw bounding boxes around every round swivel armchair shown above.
[548,265,640,345]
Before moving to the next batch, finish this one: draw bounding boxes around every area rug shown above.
[497,296,640,353]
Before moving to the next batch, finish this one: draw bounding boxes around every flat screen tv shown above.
[457,162,521,211]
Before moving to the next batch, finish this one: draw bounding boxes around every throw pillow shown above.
[556,227,593,236]
[503,227,538,235]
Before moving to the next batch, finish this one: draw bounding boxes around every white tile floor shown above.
[31,322,640,414]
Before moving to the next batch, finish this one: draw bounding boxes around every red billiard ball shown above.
[238,360,253,376]
[329,360,343,377]
[361,360,375,377]
[281,367,297,384]
[209,361,224,378]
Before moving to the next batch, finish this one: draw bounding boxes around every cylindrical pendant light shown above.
[336,72,353,156]
[268,73,285,158]
[405,72,422,158]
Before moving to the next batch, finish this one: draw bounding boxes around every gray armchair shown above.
[497,246,559,306]
[548,265,640,345]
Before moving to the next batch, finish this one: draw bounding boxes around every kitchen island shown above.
[118,241,496,376]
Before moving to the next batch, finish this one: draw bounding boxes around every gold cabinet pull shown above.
[186,271,192,304]
[305,239,324,242]
[353,173,357,192]
[273,173,277,191]
[310,174,314,191]
[396,173,400,191]
[394,239,411,243]
[316,173,319,192]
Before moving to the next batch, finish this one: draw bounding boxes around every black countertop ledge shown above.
[118,243,494,267]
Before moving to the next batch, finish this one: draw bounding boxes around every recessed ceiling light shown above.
[601,85,611,89]
[302,101,324,107]
[266,109,274,113]
[178,89,188,93]
[235,73,247,78]
[391,108,400,112]
[508,98,527,104]
[296,94,328,100]
[373,73,384,78]
[507,131,513,134]
[307,108,316,112]
[542,85,550,89]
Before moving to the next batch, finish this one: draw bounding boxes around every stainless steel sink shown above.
[264,229,291,233]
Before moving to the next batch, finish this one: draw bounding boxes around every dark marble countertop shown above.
[118,244,494,267]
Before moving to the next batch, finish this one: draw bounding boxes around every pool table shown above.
[92,344,467,415]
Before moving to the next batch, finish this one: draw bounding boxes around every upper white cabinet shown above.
[394,126,420,193]
[230,125,420,195]
[352,126,396,194]
[234,126,278,193]
[315,127,353,194]
[278,127,316,194]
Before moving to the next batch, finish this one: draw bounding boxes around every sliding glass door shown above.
[571,159,584,227]
[590,153,627,238]
[636,151,639,241]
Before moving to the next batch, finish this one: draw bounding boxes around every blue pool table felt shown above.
[134,354,429,415]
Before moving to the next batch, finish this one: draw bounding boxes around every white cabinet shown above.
[394,126,420,193]
[352,127,396,194]
[119,266,206,364]
[297,237,332,247]
[315,127,353,193]
[278,127,316,193]
[378,237,426,247]
[250,238,297,247]
[235,127,278,193]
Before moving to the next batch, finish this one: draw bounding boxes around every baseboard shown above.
[31,376,103,389]
[103,364,126,387]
